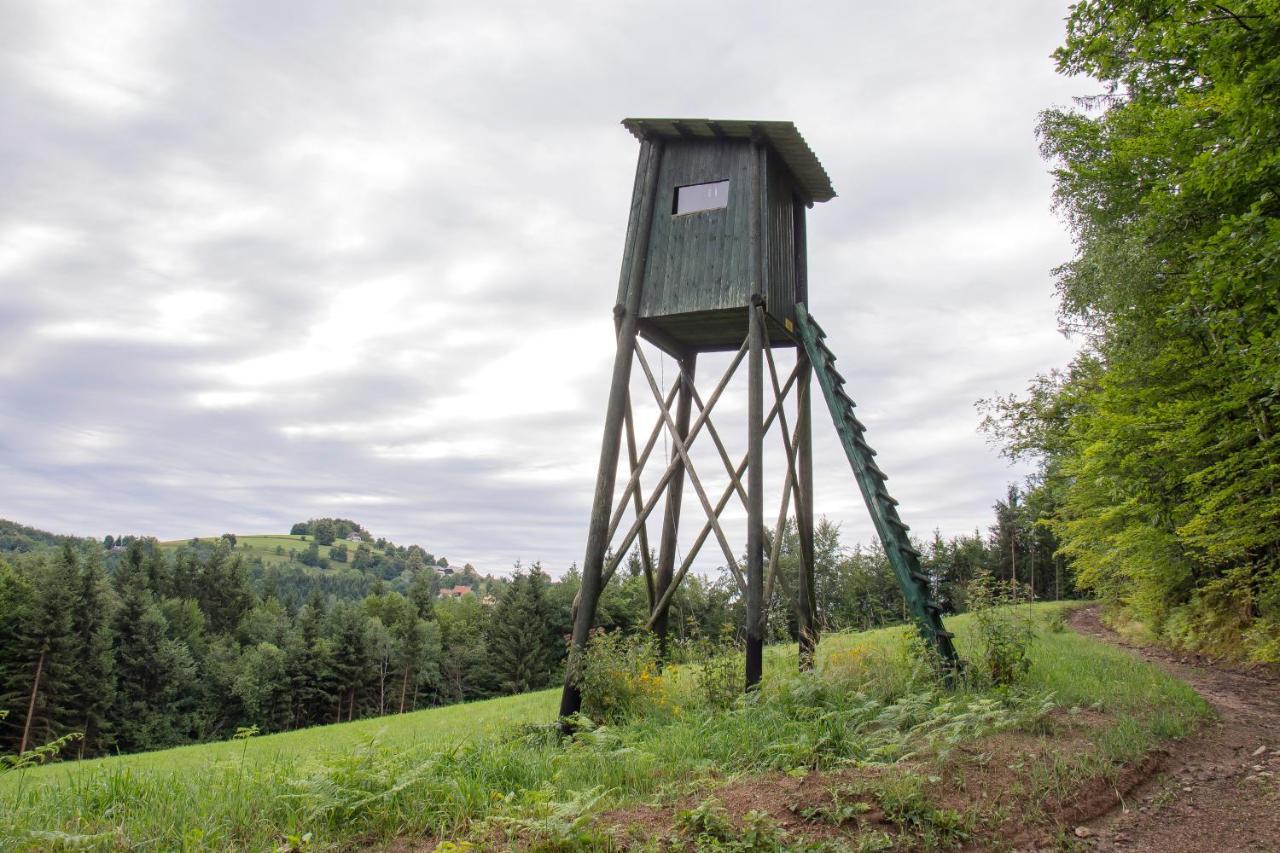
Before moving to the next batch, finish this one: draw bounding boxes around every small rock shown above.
[1253,745,1269,757]
[1182,785,1193,793]
[1253,764,1265,772]
[1074,826,1095,839]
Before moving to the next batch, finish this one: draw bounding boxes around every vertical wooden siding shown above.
[616,138,805,350]
[764,150,797,327]
[635,140,752,318]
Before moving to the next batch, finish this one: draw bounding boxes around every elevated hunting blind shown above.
[560,118,958,720]
[617,118,835,352]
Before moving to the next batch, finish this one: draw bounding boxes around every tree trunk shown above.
[399,667,410,714]
[19,646,46,755]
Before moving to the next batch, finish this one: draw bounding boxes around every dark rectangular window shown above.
[673,180,730,215]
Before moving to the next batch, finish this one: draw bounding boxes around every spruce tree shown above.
[487,566,556,694]
[0,558,36,752]
[67,551,116,757]
[16,548,79,753]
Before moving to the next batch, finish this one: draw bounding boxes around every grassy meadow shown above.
[1,603,1210,850]
[156,533,384,566]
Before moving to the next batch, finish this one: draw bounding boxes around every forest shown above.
[0,494,1063,761]
[982,0,1280,663]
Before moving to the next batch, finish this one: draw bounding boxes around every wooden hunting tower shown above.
[560,119,958,720]
[617,118,834,355]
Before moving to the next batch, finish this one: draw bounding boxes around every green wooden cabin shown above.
[617,118,836,355]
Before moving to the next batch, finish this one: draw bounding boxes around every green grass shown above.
[156,534,385,565]
[0,604,1211,851]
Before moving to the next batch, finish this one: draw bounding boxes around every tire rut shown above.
[1064,606,1280,852]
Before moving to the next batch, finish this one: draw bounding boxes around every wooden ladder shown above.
[793,304,960,675]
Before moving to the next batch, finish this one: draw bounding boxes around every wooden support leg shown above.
[797,352,818,670]
[744,141,766,691]
[653,352,695,658]
[745,299,765,689]
[560,137,661,721]
[560,331,636,720]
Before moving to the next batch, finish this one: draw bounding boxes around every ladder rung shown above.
[910,571,930,586]
[866,461,887,480]
[854,437,876,456]
[888,516,909,531]
[898,542,919,557]
[934,629,955,640]
[845,413,866,432]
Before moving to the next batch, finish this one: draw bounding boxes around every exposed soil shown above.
[601,610,1280,851]
[391,609,1280,850]
[1065,606,1280,852]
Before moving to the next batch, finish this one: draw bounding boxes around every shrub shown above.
[682,626,745,710]
[966,571,1035,687]
[576,629,668,724]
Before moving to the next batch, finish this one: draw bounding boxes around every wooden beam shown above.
[745,142,766,690]
[653,352,696,653]
[679,363,749,512]
[644,360,804,628]
[605,376,681,548]
[763,414,803,608]
[561,137,662,721]
[634,342,748,594]
[622,394,655,611]
[598,340,748,589]
[797,350,818,669]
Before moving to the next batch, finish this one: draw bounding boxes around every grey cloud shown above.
[0,0,1079,575]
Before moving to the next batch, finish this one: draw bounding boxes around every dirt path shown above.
[1066,606,1280,852]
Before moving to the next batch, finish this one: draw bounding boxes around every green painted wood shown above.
[639,140,752,320]
[617,137,806,352]
[793,304,961,676]
[764,149,797,327]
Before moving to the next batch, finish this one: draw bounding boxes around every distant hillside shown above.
[0,518,90,554]
[156,533,388,567]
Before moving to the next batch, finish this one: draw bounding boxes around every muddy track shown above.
[1065,606,1280,852]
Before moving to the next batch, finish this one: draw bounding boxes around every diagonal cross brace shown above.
[634,342,748,594]
[597,338,749,590]
[645,359,804,628]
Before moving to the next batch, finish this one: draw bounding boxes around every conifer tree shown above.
[0,558,35,752]
[487,565,557,693]
[16,548,79,753]
[67,551,116,757]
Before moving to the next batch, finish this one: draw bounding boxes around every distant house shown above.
[437,584,472,599]
[346,531,362,542]
[438,566,455,576]
[481,594,497,607]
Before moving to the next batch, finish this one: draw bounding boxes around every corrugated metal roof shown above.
[621,117,836,204]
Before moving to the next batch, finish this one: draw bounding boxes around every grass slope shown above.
[156,533,385,566]
[1,604,1210,850]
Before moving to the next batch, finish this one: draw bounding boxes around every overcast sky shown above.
[0,0,1083,575]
